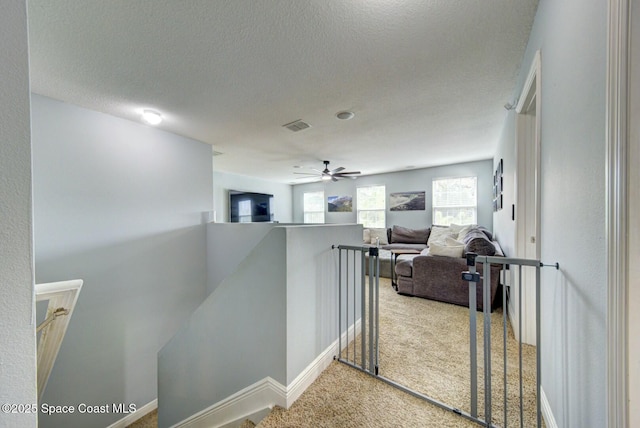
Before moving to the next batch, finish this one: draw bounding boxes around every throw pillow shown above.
[429,241,465,258]
[391,225,431,244]
[427,226,454,247]
[455,224,477,241]
[369,228,389,246]
[363,228,371,244]
[444,236,464,247]
[448,223,465,235]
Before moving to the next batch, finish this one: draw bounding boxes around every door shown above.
[513,51,541,346]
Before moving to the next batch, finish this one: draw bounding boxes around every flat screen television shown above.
[229,190,274,223]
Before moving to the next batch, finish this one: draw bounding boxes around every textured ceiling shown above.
[28,0,538,183]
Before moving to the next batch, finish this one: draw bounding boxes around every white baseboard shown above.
[174,319,362,428]
[173,377,286,428]
[540,387,558,428]
[286,317,361,407]
[105,399,157,428]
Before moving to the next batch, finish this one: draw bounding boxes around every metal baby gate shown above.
[332,244,558,428]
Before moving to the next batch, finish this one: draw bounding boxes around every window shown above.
[432,177,477,226]
[238,199,252,223]
[303,191,325,223]
[357,185,386,228]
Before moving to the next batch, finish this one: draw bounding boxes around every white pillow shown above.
[455,224,477,240]
[369,228,389,245]
[363,228,371,244]
[428,226,454,247]
[449,224,465,235]
[444,236,464,247]
[429,241,464,258]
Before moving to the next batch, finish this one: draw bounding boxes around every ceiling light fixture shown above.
[141,109,162,125]
[321,174,332,181]
[336,111,355,120]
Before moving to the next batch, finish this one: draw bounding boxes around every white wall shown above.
[493,0,607,426]
[0,2,38,427]
[32,95,213,427]
[213,170,293,223]
[292,160,494,231]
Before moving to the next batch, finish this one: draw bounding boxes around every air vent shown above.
[212,150,224,157]
[282,119,311,132]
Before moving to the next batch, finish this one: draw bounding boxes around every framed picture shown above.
[493,159,504,211]
[389,191,426,211]
[328,195,352,212]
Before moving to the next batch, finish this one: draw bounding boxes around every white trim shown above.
[286,336,340,406]
[606,1,630,427]
[286,318,361,407]
[540,387,558,428]
[105,399,158,428]
[173,377,286,428]
[172,319,361,428]
[511,50,541,346]
[515,51,541,114]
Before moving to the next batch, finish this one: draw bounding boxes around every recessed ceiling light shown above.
[141,110,162,125]
[336,111,355,120]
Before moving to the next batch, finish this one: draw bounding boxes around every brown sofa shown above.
[395,254,502,311]
[388,224,503,311]
[363,226,428,278]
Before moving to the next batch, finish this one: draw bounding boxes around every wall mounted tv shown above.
[229,190,274,223]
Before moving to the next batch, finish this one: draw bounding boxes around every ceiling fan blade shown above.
[332,176,338,182]
[335,171,361,175]
[330,166,345,174]
[293,172,319,176]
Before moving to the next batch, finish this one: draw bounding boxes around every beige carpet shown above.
[127,409,157,428]
[256,362,477,428]
[130,277,540,427]
[258,277,540,427]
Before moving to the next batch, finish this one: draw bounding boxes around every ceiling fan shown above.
[294,160,361,182]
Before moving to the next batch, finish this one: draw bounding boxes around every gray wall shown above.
[207,223,279,294]
[159,224,361,426]
[492,111,516,258]
[213,170,293,223]
[159,227,288,427]
[285,225,362,383]
[0,2,38,427]
[493,0,607,426]
[32,95,213,427]
[292,160,494,231]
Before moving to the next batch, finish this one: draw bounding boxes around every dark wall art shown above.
[493,159,504,212]
[389,191,426,211]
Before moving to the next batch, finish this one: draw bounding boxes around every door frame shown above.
[513,50,541,345]
[606,0,630,426]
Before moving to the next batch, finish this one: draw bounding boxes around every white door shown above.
[512,51,541,346]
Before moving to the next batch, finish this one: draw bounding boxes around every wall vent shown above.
[282,119,311,132]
